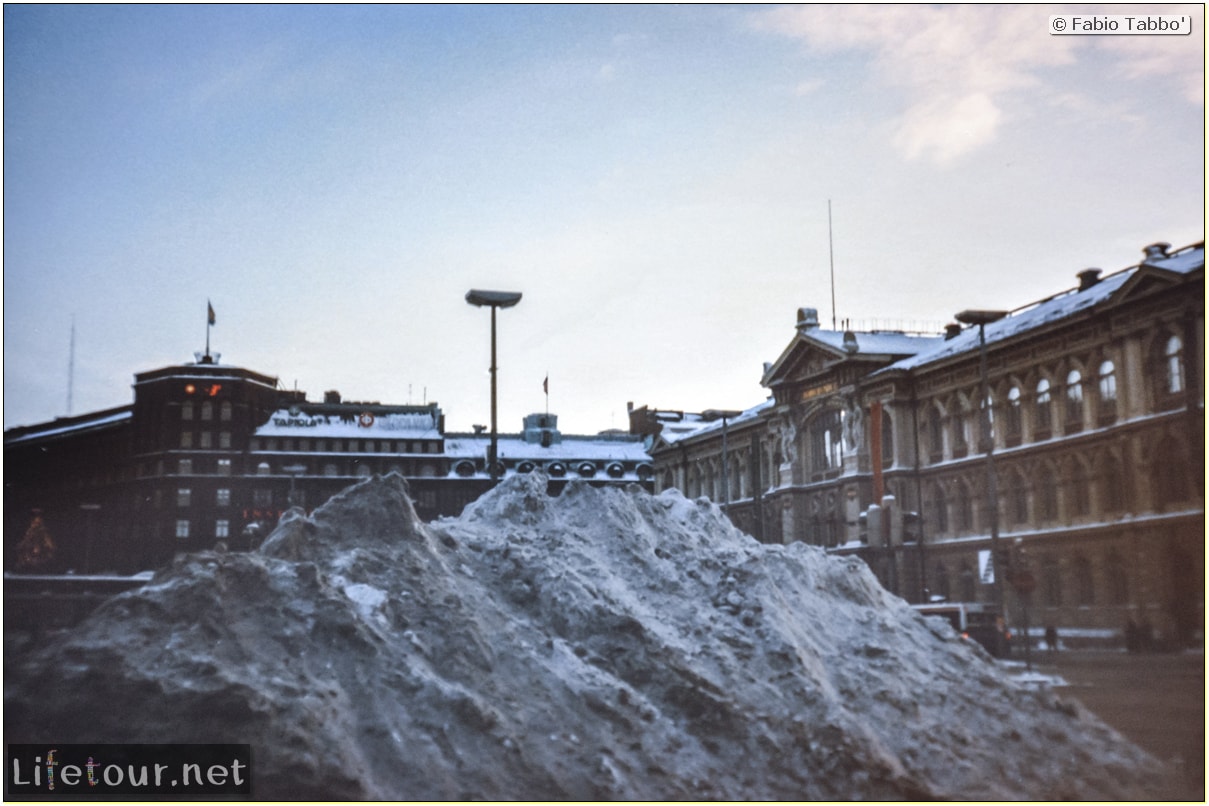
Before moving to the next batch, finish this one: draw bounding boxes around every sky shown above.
[4,4,1204,435]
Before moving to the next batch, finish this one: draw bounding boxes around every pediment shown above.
[1107,264,1194,307]
[761,334,846,390]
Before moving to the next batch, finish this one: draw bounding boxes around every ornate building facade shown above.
[644,241,1204,647]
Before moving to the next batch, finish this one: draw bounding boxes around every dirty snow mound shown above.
[5,473,1167,799]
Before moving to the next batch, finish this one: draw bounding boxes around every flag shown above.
[543,375,548,395]
[207,301,216,326]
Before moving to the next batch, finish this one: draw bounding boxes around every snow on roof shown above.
[656,398,775,445]
[4,408,133,445]
[887,242,1203,373]
[805,329,945,357]
[254,409,442,440]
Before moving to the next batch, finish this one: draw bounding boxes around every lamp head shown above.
[466,289,522,308]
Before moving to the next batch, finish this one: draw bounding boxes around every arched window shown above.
[662,470,674,492]
[955,480,974,533]
[1008,470,1029,525]
[881,407,894,468]
[809,409,844,478]
[1037,464,1059,521]
[933,563,951,602]
[951,400,970,458]
[1105,551,1128,605]
[958,563,976,602]
[1153,435,1190,507]
[1065,369,1084,432]
[220,400,233,422]
[1035,379,1053,437]
[1100,454,1127,513]
[1041,557,1062,607]
[1005,386,1022,446]
[1166,335,1185,394]
[1097,360,1117,423]
[181,401,195,420]
[1070,460,1091,517]
[257,461,271,476]
[1073,555,1095,606]
[927,406,944,460]
[932,483,949,534]
[200,400,214,421]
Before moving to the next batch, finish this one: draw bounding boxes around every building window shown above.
[950,403,969,458]
[955,481,973,533]
[199,431,213,449]
[1065,370,1084,433]
[1035,378,1052,438]
[219,431,232,449]
[1166,335,1185,394]
[808,410,843,477]
[1097,360,1117,423]
[958,563,976,602]
[182,401,194,420]
[1073,555,1094,606]
[1106,552,1129,605]
[257,461,271,476]
[216,519,230,539]
[180,431,193,448]
[927,406,944,460]
[325,463,339,477]
[1071,461,1091,517]
[253,489,273,508]
[1037,464,1059,521]
[933,563,951,601]
[1153,435,1190,507]
[177,488,191,507]
[217,458,232,476]
[216,488,231,507]
[880,408,894,468]
[1005,386,1022,446]
[175,520,190,539]
[1008,471,1028,525]
[931,484,949,534]
[201,401,214,421]
[1101,455,1127,513]
[1042,557,1062,607]
[178,458,193,475]
[220,401,233,421]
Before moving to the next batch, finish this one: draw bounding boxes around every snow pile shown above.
[5,473,1168,799]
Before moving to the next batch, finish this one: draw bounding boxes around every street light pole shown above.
[466,289,523,484]
[956,309,1008,617]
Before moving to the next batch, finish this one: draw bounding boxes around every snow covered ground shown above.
[5,473,1170,799]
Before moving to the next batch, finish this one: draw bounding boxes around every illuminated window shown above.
[217,458,232,476]
[216,488,231,507]
[215,519,230,539]
[1035,379,1052,436]
[1065,370,1084,430]
[177,488,191,507]
[1098,360,1117,422]
[175,520,190,539]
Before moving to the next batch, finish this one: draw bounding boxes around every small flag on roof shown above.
[208,300,217,326]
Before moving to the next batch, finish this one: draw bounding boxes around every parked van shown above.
[912,602,1012,658]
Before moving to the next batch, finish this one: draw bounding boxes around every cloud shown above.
[747,5,1117,164]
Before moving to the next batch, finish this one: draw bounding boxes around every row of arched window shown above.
[181,400,233,421]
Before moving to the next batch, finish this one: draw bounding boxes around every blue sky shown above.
[4,4,1204,433]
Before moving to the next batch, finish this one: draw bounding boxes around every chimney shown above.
[843,330,859,354]
[324,390,342,404]
[944,323,963,340]
[797,307,820,331]
[1077,268,1102,291]
[1143,242,1171,263]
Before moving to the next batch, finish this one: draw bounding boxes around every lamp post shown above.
[703,409,743,510]
[466,289,523,484]
[955,309,1009,617]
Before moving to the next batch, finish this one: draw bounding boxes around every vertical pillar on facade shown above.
[845,488,862,544]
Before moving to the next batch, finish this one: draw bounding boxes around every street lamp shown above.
[466,289,523,484]
[955,308,1009,617]
[282,463,308,507]
[703,409,743,510]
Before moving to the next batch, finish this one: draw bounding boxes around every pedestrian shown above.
[1045,625,1058,654]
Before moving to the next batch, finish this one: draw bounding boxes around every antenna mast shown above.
[66,316,76,415]
[828,199,837,330]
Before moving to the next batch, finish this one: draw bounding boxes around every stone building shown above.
[643,240,1204,647]
[5,356,651,575]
